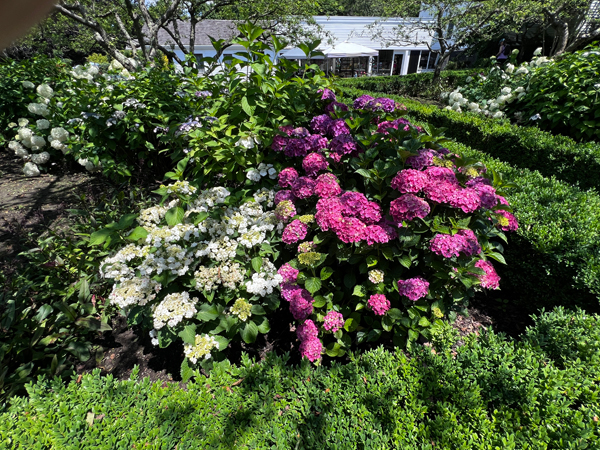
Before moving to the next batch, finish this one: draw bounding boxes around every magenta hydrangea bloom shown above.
[339,192,381,224]
[278,263,299,284]
[368,294,390,316]
[318,88,336,102]
[457,229,482,256]
[280,282,302,302]
[390,195,430,223]
[449,188,481,213]
[325,101,349,115]
[297,319,319,341]
[391,169,429,193]
[397,277,429,301]
[282,220,308,244]
[323,311,345,332]
[299,337,322,362]
[302,152,329,177]
[274,190,295,205]
[466,177,493,188]
[376,121,398,135]
[496,210,519,231]
[425,166,459,184]
[469,183,497,209]
[364,224,396,245]
[405,149,441,170]
[475,260,501,289]
[289,288,314,320]
[291,127,310,138]
[328,119,351,137]
[291,176,316,199]
[315,197,345,231]
[429,233,466,258]
[278,167,299,188]
[284,138,311,158]
[310,114,333,135]
[335,217,368,243]
[366,97,396,113]
[306,135,329,152]
[315,173,342,198]
[330,134,357,157]
[271,134,287,152]
[353,94,374,109]
[423,181,458,204]
[279,125,294,136]
[275,200,296,223]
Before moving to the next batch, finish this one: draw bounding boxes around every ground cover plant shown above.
[1,307,599,449]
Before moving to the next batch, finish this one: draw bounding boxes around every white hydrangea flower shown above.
[368,269,384,284]
[23,162,40,177]
[184,334,219,364]
[27,103,49,117]
[17,127,32,141]
[22,80,35,89]
[31,135,46,148]
[501,87,512,95]
[149,329,159,346]
[152,291,197,329]
[246,168,261,182]
[237,136,255,150]
[109,59,124,71]
[50,127,69,142]
[36,84,54,99]
[505,63,515,74]
[245,259,283,297]
[36,119,50,130]
[451,103,462,112]
[492,111,504,119]
[18,118,29,127]
[533,47,542,56]
[31,151,50,165]
[109,278,161,309]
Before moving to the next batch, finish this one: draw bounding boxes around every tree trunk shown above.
[551,19,569,56]
[432,52,450,85]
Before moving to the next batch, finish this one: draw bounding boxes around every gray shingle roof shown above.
[157,20,238,47]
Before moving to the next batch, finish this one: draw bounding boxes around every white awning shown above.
[322,42,379,58]
[280,47,325,59]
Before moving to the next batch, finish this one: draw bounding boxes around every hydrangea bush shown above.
[98,181,284,372]
[269,90,518,360]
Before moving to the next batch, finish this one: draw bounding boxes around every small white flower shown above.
[22,81,35,89]
[533,47,542,56]
[23,162,40,177]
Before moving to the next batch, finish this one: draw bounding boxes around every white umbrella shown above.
[322,42,379,58]
[280,47,324,59]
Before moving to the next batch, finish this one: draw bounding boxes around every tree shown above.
[369,0,508,83]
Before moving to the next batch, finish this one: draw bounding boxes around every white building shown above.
[158,14,440,77]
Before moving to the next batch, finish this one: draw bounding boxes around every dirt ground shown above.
[1,148,529,384]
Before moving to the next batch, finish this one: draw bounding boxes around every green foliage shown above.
[513,44,600,141]
[1,308,599,448]
[0,186,154,403]
[85,54,109,65]
[336,70,471,99]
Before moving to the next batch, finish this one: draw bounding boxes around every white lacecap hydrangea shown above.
[23,162,40,177]
[245,259,283,297]
[109,277,161,309]
[31,151,50,165]
[152,291,197,329]
[27,103,49,117]
[36,119,50,130]
[184,334,219,364]
[36,84,54,99]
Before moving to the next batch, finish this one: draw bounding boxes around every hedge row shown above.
[336,70,471,99]
[338,85,600,191]
[337,86,600,307]
[1,307,598,449]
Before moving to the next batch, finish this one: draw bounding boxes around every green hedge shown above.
[338,85,600,191]
[337,86,600,306]
[1,307,599,449]
[337,70,471,99]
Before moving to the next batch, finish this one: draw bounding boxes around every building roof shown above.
[157,20,238,47]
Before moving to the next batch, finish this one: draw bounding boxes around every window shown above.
[194,53,204,71]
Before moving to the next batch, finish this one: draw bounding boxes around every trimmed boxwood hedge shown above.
[337,70,471,100]
[338,85,600,191]
[1,307,599,449]
[337,87,600,307]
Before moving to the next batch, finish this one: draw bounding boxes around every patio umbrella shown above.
[322,42,379,58]
[280,47,324,59]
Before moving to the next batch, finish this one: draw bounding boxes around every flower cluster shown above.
[297,319,322,362]
[368,294,390,316]
[397,277,430,301]
[184,334,219,363]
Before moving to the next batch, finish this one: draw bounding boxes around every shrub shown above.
[1,308,599,448]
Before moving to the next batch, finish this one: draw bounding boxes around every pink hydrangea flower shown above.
[318,88,336,102]
[315,173,342,198]
[275,200,296,222]
[299,336,322,362]
[310,114,333,135]
[282,220,308,244]
[278,167,299,188]
[278,263,299,284]
[496,210,519,231]
[397,277,429,301]
[279,125,294,136]
[297,319,319,341]
[390,194,430,223]
[353,94,374,109]
[364,224,395,245]
[425,166,459,184]
[335,217,367,243]
[271,134,287,152]
[449,188,481,213]
[330,134,357,158]
[391,169,429,194]
[366,97,396,113]
[302,152,329,177]
[280,282,302,302]
[457,229,482,256]
[284,138,311,158]
[274,190,295,205]
[291,176,316,199]
[323,311,345,332]
[475,260,501,289]
[406,149,441,170]
[289,288,314,320]
[376,121,398,135]
[315,197,345,231]
[429,233,466,258]
[423,181,458,204]
[368,294,390,316]
[469,183,497,209]
[306,135,329,152]
[328,119,351,137]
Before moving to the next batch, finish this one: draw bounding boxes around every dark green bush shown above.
[339,86,600,190]
[1,307,599,449]
[337,70,471,99]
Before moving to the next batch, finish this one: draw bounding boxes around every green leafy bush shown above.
[1,308,599,448]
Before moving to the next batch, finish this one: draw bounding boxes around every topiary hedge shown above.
[338,85,600,191]
[1,307,599,449]
[337,70,471,99]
